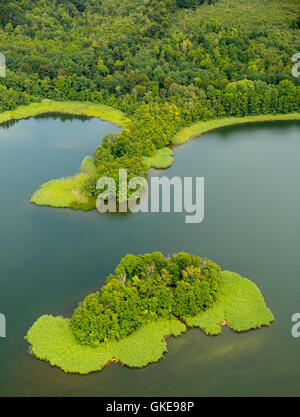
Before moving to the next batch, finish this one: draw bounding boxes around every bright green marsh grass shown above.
[172,113,300,146]
[184,271,274,335]
[114,319,186,369]
[8,104,299,211]
[26,316,186,374]
[26,271,274,374]
[30,172,96,211]
[26,315,115,374]
[0,100,130,211]
[0,100,131,128]
[31,146,174,210]
[144,147,174,169]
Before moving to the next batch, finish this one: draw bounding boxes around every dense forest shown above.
[0,0,299,199]
[70,252,221,345]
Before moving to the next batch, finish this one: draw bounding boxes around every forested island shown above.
[0,0,299,209]
[26,252,274,374]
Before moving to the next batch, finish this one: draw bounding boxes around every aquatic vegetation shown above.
[30,173,95,211]
[184,271,274,335]
[31,154,99,210]
[0,0,299,210]
[144,147,174,170]
[70,252,222,346]
[26,255,274,375]
[0,100,130,129]
[26,315,116,375]
[172,114,300,146]
[30,109,300,210]
[26,315,186,374]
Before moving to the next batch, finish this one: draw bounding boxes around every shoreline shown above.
[0,99,130,211]
[172,113,300,146]
[0,99,131,129]
[1,102,299,209]
[25,271,274,375]
[143,113,300,170]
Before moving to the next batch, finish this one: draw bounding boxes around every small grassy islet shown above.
[25,271,274,375]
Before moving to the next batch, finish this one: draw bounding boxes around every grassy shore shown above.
[0,100,130,210]
[184,271,274,335]
[31,156,97,210]
[31,173,96,211]
[25,271,274,374]
[31,146,175,210]
[144,147,173,169]
[26,315,186,374]
[6,106,300,211]
[172,113,300,146]
[0,100,131,128]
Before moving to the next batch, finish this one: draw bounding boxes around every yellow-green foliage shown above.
[31,155,98,210]
[25,315,186,374]
[80,156,97,177]
[184,271,274,335]
[26,315,115,374]
[31,173,95,210]
[11,104,299,211]
[0,100,131,128]
[6,100,130,211]
[114,319,185,368]
[144,147,174,169]
[26,271,274,374]
[172,113,300,146]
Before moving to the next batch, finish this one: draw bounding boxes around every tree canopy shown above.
[71,252,222,345]
[0,0,299,200]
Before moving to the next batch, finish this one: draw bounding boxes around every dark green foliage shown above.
[70,252,222,345]
[1,0,299,112]
[87,102,183,199]
[0,0,299,198]
[0,85,35,111]
[176,0,209,10]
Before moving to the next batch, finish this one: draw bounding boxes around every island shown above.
[0,0,299,212]
[26,252,274,374]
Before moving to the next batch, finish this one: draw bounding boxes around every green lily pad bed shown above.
[25,271,274,374]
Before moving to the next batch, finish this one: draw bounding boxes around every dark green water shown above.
[0,115,300,397]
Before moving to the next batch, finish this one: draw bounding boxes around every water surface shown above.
[0,116,299,396]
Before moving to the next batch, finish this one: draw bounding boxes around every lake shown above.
[0,115,299,396]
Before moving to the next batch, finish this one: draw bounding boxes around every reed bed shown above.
[172,113,300,146]
[144,147,173,169]
[184,271,274,334]
[26,271,274,374]
[26,316,185,374]
[0,100,130,128]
